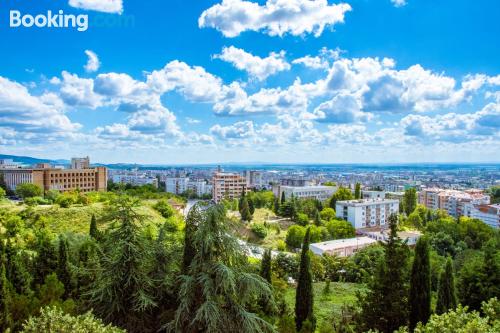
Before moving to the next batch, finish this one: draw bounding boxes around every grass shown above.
[284,282,365,328]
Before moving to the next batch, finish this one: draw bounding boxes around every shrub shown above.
[286,225,306,249]
[276,240,286,252]
[251,223,268,239]
[296,212,310,226]
[153,200,175,219]
[16,183,43,199]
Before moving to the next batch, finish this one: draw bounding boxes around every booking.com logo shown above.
[9,9,135,32]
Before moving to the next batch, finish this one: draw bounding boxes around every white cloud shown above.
[292,55,329,70]
[210,121,255,140]
[312,93,373,123]
[391,0,407,8]
[215,46,290,81]
[84,50,100,72]
[68,0,123,14]
[199,0,352,38]
[59,71,103,108]
[147,60,222,102]
[186,117,201,124]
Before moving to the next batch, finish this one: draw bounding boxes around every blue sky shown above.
[1,0,499,164]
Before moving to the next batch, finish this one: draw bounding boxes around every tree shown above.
[295,228,315,332]
[286,225,306,249]
[0,261,12,332]
[354,183,361,199]
[89,214,100,240]
[248,197,255,215]
[240,196,253,222]
[403,188,417,216]
[21,306,125,333]
[86,196,157,332]
[409,237,431,331]
[34,229,58,286]
[0,187,5,199]
[170,204,274,333]
[329,187,353,209]
[15,183,43,199]
[320,208,336,222]
[260,249,272,284]
[358,214,410,332]
[313,209,321,226]
[325,219,355,240]
[273,197,280,215]
[57,237,72,298]
[182,204,202,275]
[281,191,286,205]
[436,257,457,315]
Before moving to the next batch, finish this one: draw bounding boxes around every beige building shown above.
[1,166,107,193]
[418,188,490,217]
[212,172,247,203]
[71,157,90,169]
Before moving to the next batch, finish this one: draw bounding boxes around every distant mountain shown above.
[0,154,69,166]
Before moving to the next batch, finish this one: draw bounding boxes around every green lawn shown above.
[284,282,364,328]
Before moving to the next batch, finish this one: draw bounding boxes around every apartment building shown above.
[418,188,490,217]
[112,174,158,188]
[336,199,400,229]
[362,190,386,200]
[187,179,212,197]
[212,172,247,203]
[0,166,107,193]
[463,203,500,229]
[245,170,264,188]
[71,157,90,169]
[165,177,189,195]
[273,185,337,202]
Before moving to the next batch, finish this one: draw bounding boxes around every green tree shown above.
[436,257,457,315]
[273,197,280,215]
[21,306,125,333]
[86,196,157,332]
[0,261,12,332]
[329,187,353,209]
[295,228,315,332]
[182,204,202,275]
[313,209,322,226]
[240,196,253,222]
[286,225,306,249]
[281,192,286,205]
[320,208,336,222]
[260,249,272,284]
[354,183,361,199]
[89,214,100,240]
[403,188,418,216]
[57,237,72,298]
[170,205,274,333]
[248,197,255,215]
[0,187,5,199]
[358,214,410,332]
[325,219,355,240]
[409,237,431,331]
[15,183,43,199]
[34,229,58,286]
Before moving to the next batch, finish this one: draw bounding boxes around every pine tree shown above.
[89,214,100,240]
[436,257,457,314]
[248,197,255,216]
[357,214,409,333]
[0,261,12,331]
[240,197,252,222]
[57,236,72,298]
[409,237,431,331]
[182,204,202,274]
[313,209,321,226]
[295,228,315,332]
[403,188,417,215]
[260,249,272,284]
[354,183,361,199]
[281,192,286,205]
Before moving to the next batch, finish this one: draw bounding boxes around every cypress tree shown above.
[260,249,272,284]
[57,236,71,298]
[34,229,58,286]
[240,197,252,222]
[295,228,314,332]
[354,183,361,199]
[409,237,431,331]
[248,198,255,216]
[313,209,321,226]
[273,197,280,215]
[0,262,12,332]
[281,192,286,205]
[89,214,100,240]
[436,257,457,314]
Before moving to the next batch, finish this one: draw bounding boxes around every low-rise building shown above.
[272,185,337,202]
[336,199,399,229]
[310,237,377,257]
[360,229,422,246]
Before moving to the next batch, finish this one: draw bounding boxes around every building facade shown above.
[463,203,500,229]
[165,177,189,195]
[212,172,247,203]
[310,237,377,257]
[71,157,90,169]
[336,199,400,229]
[112,174,158,188]
[272,185,337,202]
[418,188,490,217]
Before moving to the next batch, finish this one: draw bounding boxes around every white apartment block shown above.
[187,179,212,197]
[112,174,158,188]
[165,177,189,195]
[245,170,264,188]
[463,203,500,229]
[212,172,247,203]
[418,188,490,217]
[336,199,400,229]
[272,185,337,202]
[362,190,386,200]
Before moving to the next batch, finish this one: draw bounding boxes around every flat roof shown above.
[310,237,377,251]
[336,198,399,206]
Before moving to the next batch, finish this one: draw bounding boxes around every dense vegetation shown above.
[0,184,498,332]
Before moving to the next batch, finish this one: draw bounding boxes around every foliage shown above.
[252,223,269,239]
[354,183,361,200]
[403,188,417,216]
[296,213,309,226]
[329,187,353,209]
[153,199,174,219]
[325,219,355,240]
[320,208,336,222]
[286,225,306,249]
[296,228,315,332]
[21,306,125,333]
[409,237,431,330]
[436,257,457,315]
[16,183,43,199]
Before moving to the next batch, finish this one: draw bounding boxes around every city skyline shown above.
[1,0,500,164]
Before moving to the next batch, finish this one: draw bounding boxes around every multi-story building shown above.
[245,170,264,189]
[187,179,212,197]
[463,203,500,229]
[112,174,158,188]
[0,166,107,193]
[71,157,90,169]
[362,190,386,200]
[0,159,21,169]
[165,177,189,195]
[273,185,337,202]
[336,199,400,229]
[418,188,490,217]
[212,172,247,203]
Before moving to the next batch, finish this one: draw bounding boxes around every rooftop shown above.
[310,237,377,251]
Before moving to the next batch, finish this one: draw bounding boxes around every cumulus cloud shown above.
[59,71,103,108]
[391,0,407,7]
[214,46,290,81]
[313,93,373,123]
[292,55,329,70]
[210,121,255,140]
[199,0,352,38]
[84,50,100,72]
[69,0,123,14]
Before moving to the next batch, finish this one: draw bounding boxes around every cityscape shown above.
[1,0,500,333]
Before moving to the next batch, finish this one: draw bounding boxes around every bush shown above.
[325,219,355,240]
[153,200,175,219]
[16,183,43,199]
[286,225,306,249]
[276,240,286,251]
[320,208,336,221]
[56,195,75,208]
[251,223,268,239]
[296,212,310,226]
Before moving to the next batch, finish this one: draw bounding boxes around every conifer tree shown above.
[248,197,255,216]
[436,257,457,315]
[295,228,314,332]
[313,209,321,226]
[409,237,431,331]
[34,229,58,286]
[89,214,100,240]
[403,188,417,215]
[354,183,361,199]
[260,249,272,284]
[273,197,280,215]
[57,237,71,298]
[182,204,202,274]
[240,196,252,222]
[281,192,286,205]
[358,214,409,333]
[0,261,12,331]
